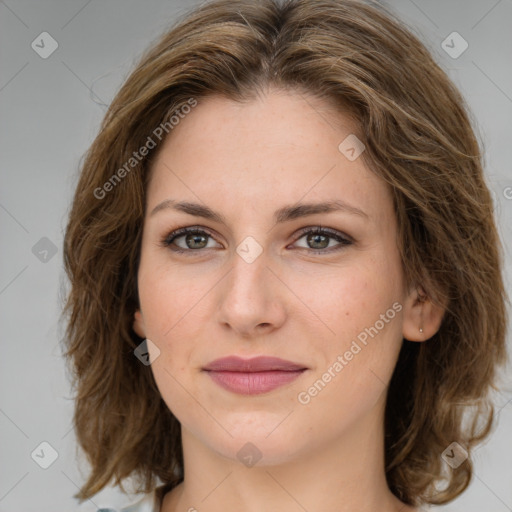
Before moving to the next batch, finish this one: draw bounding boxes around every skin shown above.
[133,88,445,512]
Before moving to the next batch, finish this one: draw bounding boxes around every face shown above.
[134,89,423,465]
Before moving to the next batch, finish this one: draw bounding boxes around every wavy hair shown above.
[62,0,509,507]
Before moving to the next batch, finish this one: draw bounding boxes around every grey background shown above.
[0,1,511,511]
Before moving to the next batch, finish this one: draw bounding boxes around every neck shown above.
[161,393,413,512]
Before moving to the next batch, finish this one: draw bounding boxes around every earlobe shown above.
[402,286,446,342]
[133,309,146,338]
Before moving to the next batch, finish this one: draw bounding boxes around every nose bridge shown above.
[216,241,286,335]
[225,243,272,305]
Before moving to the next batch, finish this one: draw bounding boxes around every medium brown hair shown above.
[62,0,509,507]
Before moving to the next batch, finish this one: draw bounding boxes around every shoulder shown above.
[96,488,159,512]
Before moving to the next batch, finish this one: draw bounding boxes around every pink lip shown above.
[203,356,307,395]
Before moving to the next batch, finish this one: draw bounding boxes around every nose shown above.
[215,249,287,339]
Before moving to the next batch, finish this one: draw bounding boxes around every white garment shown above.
[97,488,159,512]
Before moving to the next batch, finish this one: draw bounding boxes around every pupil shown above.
[309,233,328,249]
[187,233,206,249]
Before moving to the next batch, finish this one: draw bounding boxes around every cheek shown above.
[136,251,217,372]
[138,263,202,413]
[304,254,404,392]
[137,252,205,338]
[307,253,402,340]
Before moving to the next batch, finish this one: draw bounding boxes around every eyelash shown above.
[160,225,353,255]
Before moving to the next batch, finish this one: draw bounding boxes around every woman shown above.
[62,0,508,511]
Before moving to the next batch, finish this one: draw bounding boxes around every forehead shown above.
[146,90,392,224]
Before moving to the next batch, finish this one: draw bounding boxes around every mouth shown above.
[202,356,308,395]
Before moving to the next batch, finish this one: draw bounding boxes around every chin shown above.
[221,435,304,467]
[195,416,309,467]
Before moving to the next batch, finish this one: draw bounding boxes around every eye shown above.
[161,225,352,255]
[291,226,353,254]
[160,227,221,253]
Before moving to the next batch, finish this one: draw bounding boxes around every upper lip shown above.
[202,356,307,372]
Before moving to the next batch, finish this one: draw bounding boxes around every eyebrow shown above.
[150,199,369,224]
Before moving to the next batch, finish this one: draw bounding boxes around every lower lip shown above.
[205,370,306,395]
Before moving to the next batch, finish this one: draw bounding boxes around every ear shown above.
[133,309,146,338]
[402,285,446,342]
